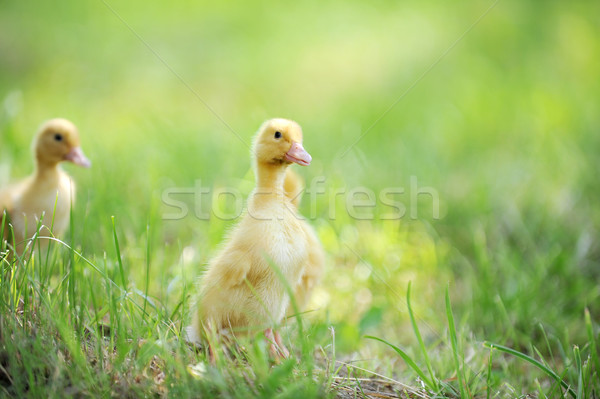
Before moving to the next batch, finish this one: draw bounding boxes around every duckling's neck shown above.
[34,160,62,183]
[255,162,287,195]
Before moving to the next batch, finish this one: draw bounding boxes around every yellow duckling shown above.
[0,118,91,255]
[189,118,324,360]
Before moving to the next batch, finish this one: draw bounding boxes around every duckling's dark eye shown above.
[274,131,282,139]
[54,134,63,142]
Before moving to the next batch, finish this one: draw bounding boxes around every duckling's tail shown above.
[284,168,304,208]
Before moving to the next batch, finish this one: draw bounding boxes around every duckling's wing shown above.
[211,248,253,289]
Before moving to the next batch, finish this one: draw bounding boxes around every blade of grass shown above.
[364,335,434,388]
[41,192,59,291]
[142,223,151,326]
[407,281,439,391]
[494,294,516,344]
[111,216,127,289]
[533,346,552,371]
[327,326,336,387]
[69,183,79,333]
[1,209,8,259]
[583,353,593,399]
[102,253,117,353]
[487,345,493,399]
[538,323,555,364]
[86,276,105,373]
[16,218,46,315]
[112,216,139,341]
[446,284,467,398]
[483,341,576,398]
[534,378,546,399]
[573,346,582,399]
[584,308,599,373]
[178,235,186,335]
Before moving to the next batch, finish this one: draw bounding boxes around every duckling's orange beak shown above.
[285,142,312,166]
[64,147,91,168]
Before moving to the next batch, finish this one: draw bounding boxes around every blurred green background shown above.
[1,0,599,394]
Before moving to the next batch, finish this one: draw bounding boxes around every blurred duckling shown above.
[189,118,324,360]
[0,118,91,255]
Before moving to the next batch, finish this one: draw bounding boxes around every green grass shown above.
[1,0,600,397]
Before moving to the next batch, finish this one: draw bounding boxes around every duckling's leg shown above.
[265,328,278,357]
[265,328,290,359]
[202,339,215,365]
[200,321,219,365]
[274,330,290,358]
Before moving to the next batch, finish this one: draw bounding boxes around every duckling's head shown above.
[252,118,312,167]
[34,118,91,168]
